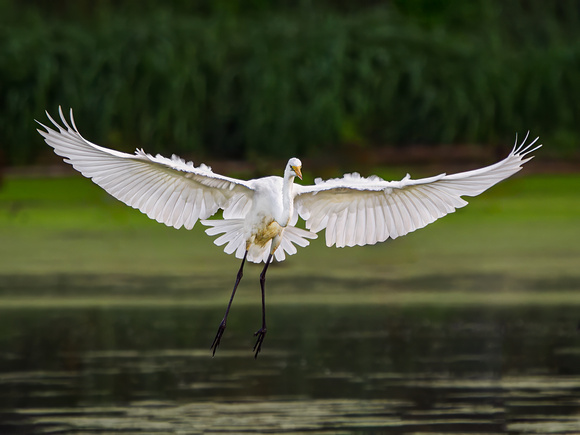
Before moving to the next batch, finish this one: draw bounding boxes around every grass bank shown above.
[0,171,579,306]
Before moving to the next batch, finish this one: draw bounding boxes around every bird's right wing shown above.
[294,134,541,248]
[37,107,254,229]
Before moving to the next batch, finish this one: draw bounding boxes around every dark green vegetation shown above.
[2,0,580,164]
[1,173,579,306]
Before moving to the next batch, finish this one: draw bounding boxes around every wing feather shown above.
[326,213,338,247]
[295,134,541,247]
[37,107,253,229]
[180,194,195,230]
[393,193,413,235]
[373,196,386,243]
[355,199,366,245]
[398,190,422,230]
[363,198,374,245]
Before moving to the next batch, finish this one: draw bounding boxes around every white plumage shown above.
[295,146,539,248]
[37,107,541,357]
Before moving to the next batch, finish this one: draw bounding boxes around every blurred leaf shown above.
[1,1,580,164]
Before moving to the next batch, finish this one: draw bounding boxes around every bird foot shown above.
[210,319,226,357]
[253,327,267,359]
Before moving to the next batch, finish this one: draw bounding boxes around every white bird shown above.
[37,107,541,357]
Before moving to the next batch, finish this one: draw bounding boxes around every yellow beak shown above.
[292,165,302,180]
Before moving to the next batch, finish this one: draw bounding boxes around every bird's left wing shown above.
[37,107,254,229]
[294,134,541,248]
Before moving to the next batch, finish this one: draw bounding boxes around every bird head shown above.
[287,157,303,180]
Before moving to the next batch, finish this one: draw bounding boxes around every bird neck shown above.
[279,173,295,226]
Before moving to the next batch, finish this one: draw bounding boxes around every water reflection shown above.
[0,303,579,433]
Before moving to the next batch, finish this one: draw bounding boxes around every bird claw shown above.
[210,320,226,357]
[253,328,267,358]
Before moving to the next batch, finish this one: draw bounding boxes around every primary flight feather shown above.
[37,107,541,357]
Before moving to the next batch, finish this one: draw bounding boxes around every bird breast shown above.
[251,218,284,248]
[244,177,288,249]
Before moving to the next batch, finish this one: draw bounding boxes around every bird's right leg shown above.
[211,251,247,356]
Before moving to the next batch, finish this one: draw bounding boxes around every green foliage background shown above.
[2,0,580,164]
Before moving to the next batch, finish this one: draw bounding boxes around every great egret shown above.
[37,107,541,358]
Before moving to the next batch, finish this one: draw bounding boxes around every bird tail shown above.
[201,219,317,263]
[201,219,248,260]
[274,226,317,262]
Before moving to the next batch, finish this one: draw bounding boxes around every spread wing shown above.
[37,107,254,229]
[295,134,541,248]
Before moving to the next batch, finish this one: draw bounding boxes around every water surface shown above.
[0,295,579,434]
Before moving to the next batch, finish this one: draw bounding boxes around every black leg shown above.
[253,253,272,358]
[211,251,247,356]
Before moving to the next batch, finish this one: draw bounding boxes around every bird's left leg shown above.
[253,253,272,358]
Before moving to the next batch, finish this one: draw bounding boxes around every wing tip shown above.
[512,132,542,158]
